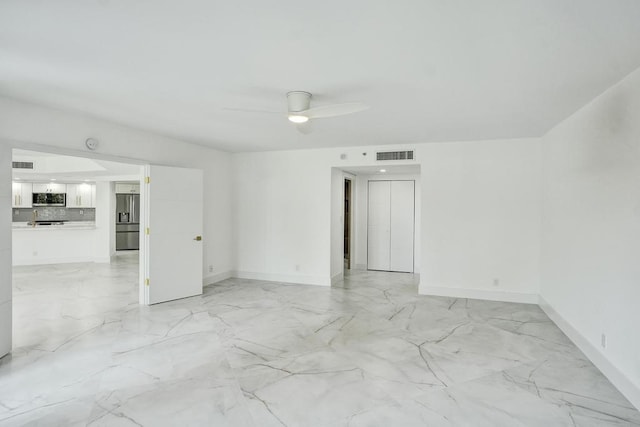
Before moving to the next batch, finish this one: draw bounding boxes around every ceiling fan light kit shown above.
[227,90,369,133]
[286,91,311,123]
[288,114,309,123]
[287,91,312,111]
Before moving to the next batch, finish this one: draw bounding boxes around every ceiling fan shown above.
[224,91,369,133]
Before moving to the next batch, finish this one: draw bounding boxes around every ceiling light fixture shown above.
[288,114,309,124]
[50,178,57,181]
[379,169,386,173]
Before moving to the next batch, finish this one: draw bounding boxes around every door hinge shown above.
[145,176,150,184]
[145,227,150,235]
[145,278,150,286]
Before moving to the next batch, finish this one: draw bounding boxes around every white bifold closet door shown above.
[367,180,415,273]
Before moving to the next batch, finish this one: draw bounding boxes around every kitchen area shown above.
[11,149,142,266]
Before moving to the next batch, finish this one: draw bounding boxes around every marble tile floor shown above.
[2,257,639,426]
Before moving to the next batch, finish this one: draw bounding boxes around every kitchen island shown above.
[12,221,112,266]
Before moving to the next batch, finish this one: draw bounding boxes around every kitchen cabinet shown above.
[12,182,33,208]
[32,182,67,193]
[115,183,140,194]
[66,183,95,208]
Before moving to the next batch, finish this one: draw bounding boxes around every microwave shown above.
[32,193,66,207]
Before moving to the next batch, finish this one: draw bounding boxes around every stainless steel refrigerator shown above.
[116,193,140,250]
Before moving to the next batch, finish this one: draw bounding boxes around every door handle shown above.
[193,236,202,241]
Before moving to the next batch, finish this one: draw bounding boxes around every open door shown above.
[344,178,352,269]
[143,165,203,305]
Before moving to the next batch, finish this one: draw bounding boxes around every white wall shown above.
[233,139,541,301]
[94,181,114,262]
[232,149,334,286]
[418,139,542,303]
[540,67,640,408]
[353,174,421,273]
[0,144,12,357]
[0,96,233,283]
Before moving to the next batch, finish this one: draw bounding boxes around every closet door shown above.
[389,181,415,272]
[367,181,391,271]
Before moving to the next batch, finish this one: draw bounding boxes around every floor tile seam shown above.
[0,390,100,424]
[412,357,552,399]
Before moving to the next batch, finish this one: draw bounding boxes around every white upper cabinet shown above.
[32,182,67,193]
[66,183,95,208]
[115,182,140,194]
[12,182,33,208]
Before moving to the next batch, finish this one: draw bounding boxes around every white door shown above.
[144,165,203,305]
[389,180,415,272]
[367,180,415,273]
[367,181,391,271]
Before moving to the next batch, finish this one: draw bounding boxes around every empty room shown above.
[1,1,639,426]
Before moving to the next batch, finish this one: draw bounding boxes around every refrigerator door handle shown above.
[131,195,136,223]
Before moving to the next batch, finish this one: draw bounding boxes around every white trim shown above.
[203,270,232,286]
[539,297,640,410]
[331,272,344,285]
[419,285,539,304]
[353,263,367,271]
[12,256,112,266]
[232,270,330,287]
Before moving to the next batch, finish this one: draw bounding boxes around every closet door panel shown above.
[367,181,391,271]
[389,181,415,273]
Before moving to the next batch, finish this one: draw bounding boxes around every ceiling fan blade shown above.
[296,121,312,135]
[221,107,282,114]
[304,103,369,119]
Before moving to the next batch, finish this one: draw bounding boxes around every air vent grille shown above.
[376,151,414,161]
[12,161,34,169]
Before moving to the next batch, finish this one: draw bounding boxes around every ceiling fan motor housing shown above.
[287,91,311,113]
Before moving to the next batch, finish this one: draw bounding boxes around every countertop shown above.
[12,221,97,230]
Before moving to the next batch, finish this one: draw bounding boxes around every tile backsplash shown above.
[13,207,95,222]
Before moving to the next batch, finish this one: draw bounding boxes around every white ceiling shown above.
[1,1,639,152]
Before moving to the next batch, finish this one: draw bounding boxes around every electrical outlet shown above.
[208,265,214,273]
[493,278,500,287]
[295,264,300,271]
[601,333,607,349]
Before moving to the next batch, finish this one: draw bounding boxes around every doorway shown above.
[330,165,420,285]
[10,148,144,351]
[344,178,352,270]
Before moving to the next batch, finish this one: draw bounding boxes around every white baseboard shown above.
[232,270,330,287]
[13,256,111,266]
[203,270,232,286]
[331,272,344,285]
[539,297,640,410]
[419,285,539,304]
[353,263,367,271]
